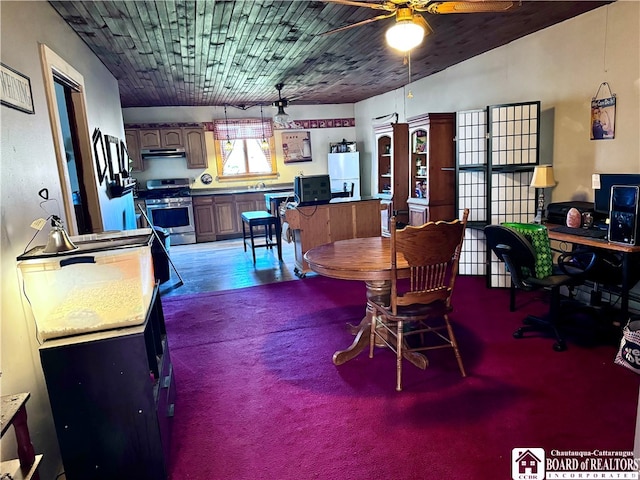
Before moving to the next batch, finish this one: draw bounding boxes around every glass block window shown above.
[459,227,486,276]
[489,102,539,167]
[457,109,486,167]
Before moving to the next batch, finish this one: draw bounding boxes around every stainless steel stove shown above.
[142,178,196,245]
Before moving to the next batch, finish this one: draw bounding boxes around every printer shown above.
[546,201,594,225]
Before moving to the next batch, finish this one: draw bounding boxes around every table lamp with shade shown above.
[530,165,556,224]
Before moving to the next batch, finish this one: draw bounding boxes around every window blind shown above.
[213,118,273,140]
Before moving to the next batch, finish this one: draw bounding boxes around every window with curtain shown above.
[213,118,277,180]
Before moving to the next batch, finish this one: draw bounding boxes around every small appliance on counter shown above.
[17,228,155,341]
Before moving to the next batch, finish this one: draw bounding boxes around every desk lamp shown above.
[530,165,556,224]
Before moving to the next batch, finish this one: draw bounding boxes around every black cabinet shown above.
[40,287,175,480]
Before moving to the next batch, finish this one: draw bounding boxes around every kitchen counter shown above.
[191,184,294,196]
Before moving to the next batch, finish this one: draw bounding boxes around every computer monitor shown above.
[294,175,331,206]
[593,174,640,216]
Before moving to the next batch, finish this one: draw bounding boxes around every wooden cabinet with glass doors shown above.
[407,113,456,226]
[375,122,409,233]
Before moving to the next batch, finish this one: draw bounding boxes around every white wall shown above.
[2,1,638,476]
[122,104,357,190]
[1,2,127,477]
[355,1,640,202]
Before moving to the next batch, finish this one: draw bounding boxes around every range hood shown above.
[141,147,186,159]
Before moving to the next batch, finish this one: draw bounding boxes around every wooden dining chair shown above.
[369,208,469,391]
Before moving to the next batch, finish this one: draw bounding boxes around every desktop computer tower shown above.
[609,185,640,245]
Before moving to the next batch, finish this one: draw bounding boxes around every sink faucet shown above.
[255,181,266,190]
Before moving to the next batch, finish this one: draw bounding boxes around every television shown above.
[294,175,332,206]
[593,174,640,216]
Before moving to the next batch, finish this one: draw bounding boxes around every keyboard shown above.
[549,225,608,239]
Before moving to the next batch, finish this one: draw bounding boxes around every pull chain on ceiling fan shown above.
[318,0,516,52]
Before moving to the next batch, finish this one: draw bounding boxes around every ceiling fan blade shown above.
[318,12,396,36]
[317,0,396,12]
[413,14,434,36]
[424,1,515,14]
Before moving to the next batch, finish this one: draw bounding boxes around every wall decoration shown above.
[1,63,34,114]
[92,128,108,185]
[591,82,616,140]
[282,131,312,163]
[204,118,356,131]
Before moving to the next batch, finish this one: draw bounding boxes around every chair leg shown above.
[396,320,403,392]
[369,314,377,359]
[445,314,466,377]
[242,220,247,252]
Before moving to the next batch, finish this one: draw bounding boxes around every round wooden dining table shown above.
[304,236,426,368]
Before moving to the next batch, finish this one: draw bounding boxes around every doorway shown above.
[54,80,91,233]
[39,44,102,235]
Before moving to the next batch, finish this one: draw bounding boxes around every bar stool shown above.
[241,211,283,263]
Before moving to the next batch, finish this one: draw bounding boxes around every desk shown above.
[546,223,640,317]
[304,237,427,368]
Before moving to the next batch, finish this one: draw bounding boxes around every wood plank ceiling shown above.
[48,1,611,108]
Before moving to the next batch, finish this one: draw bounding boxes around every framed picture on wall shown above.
[591,97,616,140]
[92,128,108,185]
[282,131,312,163]
[591,82,616,140]
[0,63,34,114]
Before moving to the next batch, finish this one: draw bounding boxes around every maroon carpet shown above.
[161,275,639,480]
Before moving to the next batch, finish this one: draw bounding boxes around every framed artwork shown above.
[104,134,121,182]
[0,63,34,114]
[92,129,108,185]
[591,82,616,140]
[282,131,312,163]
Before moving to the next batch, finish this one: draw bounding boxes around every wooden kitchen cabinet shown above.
[138,129,162,148]
[212,195,238,238]
[183,128,207,168]
[138,128,183,149]
[161,128,183,148]
[192,192,274,242]
[125,129,144,172]
[126,125,207,169]
[193,195,217,242]
[39,287,174,480]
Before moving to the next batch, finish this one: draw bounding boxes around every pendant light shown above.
[223,105,233,151]
[273,83,290,127]
[260,105,269,150]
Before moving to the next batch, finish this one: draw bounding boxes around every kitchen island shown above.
[284,197,382,277]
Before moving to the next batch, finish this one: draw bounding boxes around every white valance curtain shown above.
[213,118,273,140]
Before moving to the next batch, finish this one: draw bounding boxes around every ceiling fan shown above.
[318,0,516,51]
[272,83,291,126]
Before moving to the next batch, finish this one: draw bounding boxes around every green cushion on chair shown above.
[502,222,553,279]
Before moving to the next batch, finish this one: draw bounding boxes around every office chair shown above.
[369,209,469,391]
[484,224,597,351]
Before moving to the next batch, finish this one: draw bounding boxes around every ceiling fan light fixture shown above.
[273,103,290,126]
[386,20,424,52]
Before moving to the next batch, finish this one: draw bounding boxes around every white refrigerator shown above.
[328,152,360,197]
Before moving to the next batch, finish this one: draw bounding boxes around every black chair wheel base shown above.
[553,341,567,352]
